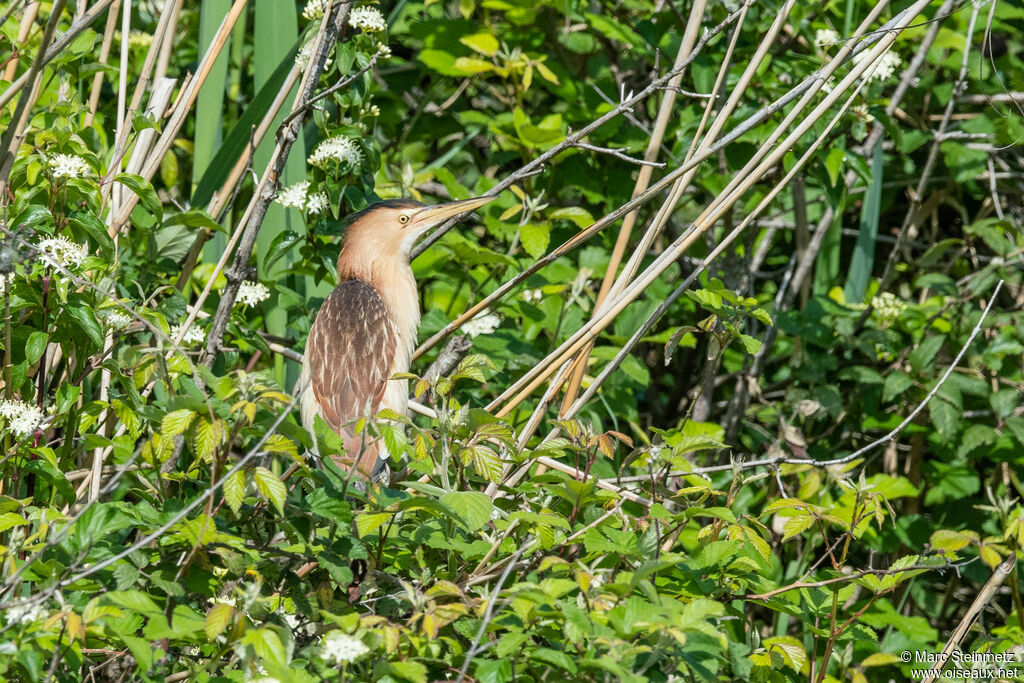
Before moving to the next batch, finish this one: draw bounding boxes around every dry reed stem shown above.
[83,0,121,127]
[0,0,69,197]
[563,68,873,421]
[107,0,249,234]
[101,0,190,207]
[153,0,184,83]
[487,3,927,419]
[411,6,908,365]
[921,554,1017,683]
[2,1,38,81]
[560,0,709,411]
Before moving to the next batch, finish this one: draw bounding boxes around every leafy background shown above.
[0,0,1023,681]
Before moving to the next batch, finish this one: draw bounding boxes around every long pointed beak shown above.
[410,195,497,232]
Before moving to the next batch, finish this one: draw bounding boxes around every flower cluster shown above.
[320,632,369,665]
[349,6,387,33]
[302,0,327,20]
[307,192,329,214]
[276,180,310,209]
[170,323,206,346]
[461,312,501,338]
[522,289,543,304]
[275,180,330,215]
[871,291,907,323]
[49,153,92,179]
[128,30,152,48]
[37,236,87,270]
[237,281,271,308]
[295,40,333,71]
[104,310,134,331]
[0,399,45,438]
[5,602,47,626]
[853,49,901,83]
[815,28,840,46]
[309,135,362,169]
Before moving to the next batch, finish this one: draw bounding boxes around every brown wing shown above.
[307,279,397,478]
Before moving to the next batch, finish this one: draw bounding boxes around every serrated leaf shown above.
[204,603,233,641]
[519,223,550,258]
[356,512,392,537]
[464,444,503,482]
[440,491,493,530]
[253,467,286,514]
[223,468,245,514]
[162,409,196,437]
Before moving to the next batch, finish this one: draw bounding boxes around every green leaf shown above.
[114,173,162,220]
[356,512,392,537]
[25,331,48,365]
[883,372,914,402]
[843,141,882,303]
[909,335,946,374]
[253,467,287,514]
[162,409,196,437]
[67,304,105,348]
[548,206,593,229]
[223,468,245,514]
[67,210,114,251]
[519,223,550,258]
[476,659,514,683]
[387,661,428,683]
[440,491,493,531]
[204,602,234,641]
[246,628,286,667]
[459,32,499,56]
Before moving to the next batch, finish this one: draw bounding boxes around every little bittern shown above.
[299,196,496,482]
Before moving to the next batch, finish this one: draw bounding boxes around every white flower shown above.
[237,281,271,308]
[295,40,333,71]
[5,602,46,625]
[0,400,45,438]
[522,289,542,303]
[49,153,92,179]
[461,312,500,338]
[0,273,12,297]
[320,631,369,665]
[170,323,206,346]
[815,28,840,46]
[276,180,310,210]
[375,42,392,58]
[308,135,362,169]
[871,291,907,323]
[853,49,901,83]
[307,192,329,215]
[37,236,87,269]
[302,0,327,20]
[349,6,386,33]
[104,311,133,331]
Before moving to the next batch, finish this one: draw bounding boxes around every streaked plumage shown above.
[299,196,497,482]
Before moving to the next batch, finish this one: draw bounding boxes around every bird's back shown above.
[300,279,402,480]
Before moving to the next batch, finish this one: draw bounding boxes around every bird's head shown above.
[339,196,497,263]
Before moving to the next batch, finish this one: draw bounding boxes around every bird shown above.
[298,195,497,483]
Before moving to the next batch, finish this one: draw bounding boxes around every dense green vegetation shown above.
[1,0,1023,681]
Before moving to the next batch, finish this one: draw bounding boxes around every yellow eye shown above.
[399,214,409,224]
